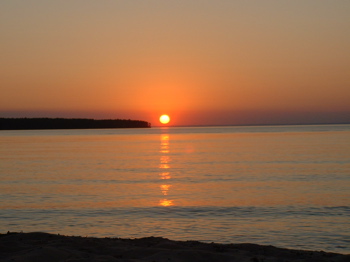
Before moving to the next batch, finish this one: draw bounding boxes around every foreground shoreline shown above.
[1,232,349,262]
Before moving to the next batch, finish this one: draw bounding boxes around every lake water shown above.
[1,125,349,254]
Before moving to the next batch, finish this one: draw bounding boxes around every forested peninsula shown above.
[0,118,151,130]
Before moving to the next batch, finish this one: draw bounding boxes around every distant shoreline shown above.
[1,232,349,261]
[159,122,350,128]
[0,117,151,130]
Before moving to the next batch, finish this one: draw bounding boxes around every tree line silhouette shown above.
[0,118,151,130]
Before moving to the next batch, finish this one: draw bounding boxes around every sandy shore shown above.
[1,232,349,262]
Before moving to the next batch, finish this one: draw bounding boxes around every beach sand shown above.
[1,232,349,262]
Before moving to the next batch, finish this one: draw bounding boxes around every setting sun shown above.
[159,114,170,124]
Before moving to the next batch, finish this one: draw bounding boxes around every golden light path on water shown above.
[159,132,173,207]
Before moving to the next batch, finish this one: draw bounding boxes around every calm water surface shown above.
[1,125,349,253]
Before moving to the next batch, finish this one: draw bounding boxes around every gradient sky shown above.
[1,1,349,126]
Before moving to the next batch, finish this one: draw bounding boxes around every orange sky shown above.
[1,1,349,126]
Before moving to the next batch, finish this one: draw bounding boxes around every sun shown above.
[159,114,170,124]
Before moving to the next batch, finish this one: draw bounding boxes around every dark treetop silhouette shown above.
[0,118,151,130]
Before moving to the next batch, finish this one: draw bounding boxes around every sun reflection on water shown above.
[159,132,174,207]
[160,134,170,154]
[159,199,173,207]
[160,184,171,195]
[159,172,171,180]
[159,163,170,169]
